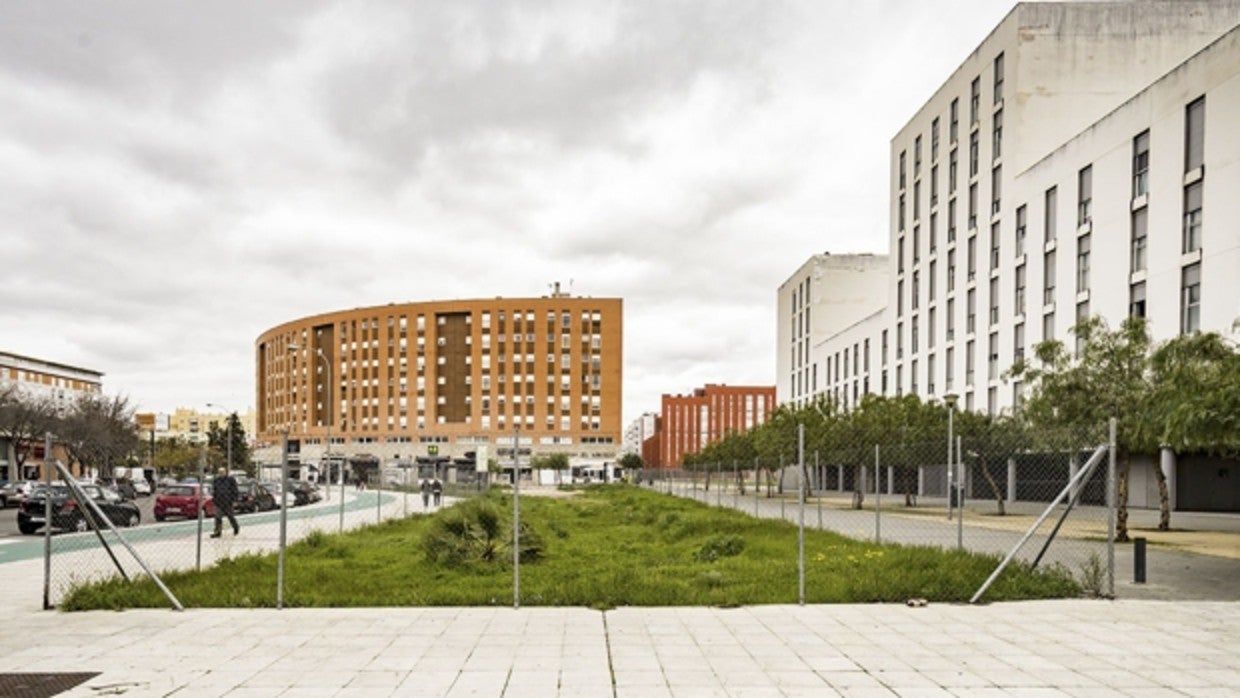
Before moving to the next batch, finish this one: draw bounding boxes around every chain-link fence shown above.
[638,422,1115,599]
[31,453,493,608]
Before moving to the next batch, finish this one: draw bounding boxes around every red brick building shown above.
[645,384,775,468]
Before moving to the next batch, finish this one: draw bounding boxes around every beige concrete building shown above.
[797,1,1240,511]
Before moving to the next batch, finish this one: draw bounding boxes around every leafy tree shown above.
[1010,316,1153,540]
[0,385,58,478]
[530,452,570,484]
[206,412,251,475]
[956,411,1033,516]
[1142,332,1240,458]
[149,436,204,480]
[618,452,643,472]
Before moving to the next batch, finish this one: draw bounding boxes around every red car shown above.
[154,484,215,521]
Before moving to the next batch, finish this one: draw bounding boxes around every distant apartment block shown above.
[623,412,658,456]
[644,384,775,468]
[253,292,623,477]
[0,351,103,480]
[776,253,887,408]
[135,408,258,445]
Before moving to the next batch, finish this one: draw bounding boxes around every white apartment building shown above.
[797,1,1240,417]
[623,412,658,455]
[776,253,888,407]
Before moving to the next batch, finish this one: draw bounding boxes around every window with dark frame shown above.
[1131,207,1148,272]
[1183,181,1202,253]
[1077,165,1092,226]
[1185,96,1205,172]
[1181,263,1201,334]
[1132,130,1150,197]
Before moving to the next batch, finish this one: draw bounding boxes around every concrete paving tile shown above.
[345,669,408,688]
[612,669,667,687]
[614,687,674,698]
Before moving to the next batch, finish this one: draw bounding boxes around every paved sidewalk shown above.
[1,600,1237,696]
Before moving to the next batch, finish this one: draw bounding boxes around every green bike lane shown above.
[0,490,400,566]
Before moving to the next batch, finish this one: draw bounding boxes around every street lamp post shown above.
[943,393,959,521]
[288,343,334,507]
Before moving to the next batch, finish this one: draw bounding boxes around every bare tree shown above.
[0,385,58,479]
[56,393,139,479]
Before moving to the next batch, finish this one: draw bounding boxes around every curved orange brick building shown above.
[254,293,622,475]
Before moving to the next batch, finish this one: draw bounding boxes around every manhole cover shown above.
[0,673,100,698]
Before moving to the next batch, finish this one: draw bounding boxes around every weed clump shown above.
[423,497,544,567]
[693,535,746,563]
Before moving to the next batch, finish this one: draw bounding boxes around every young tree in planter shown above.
[1140,332,1240,527]
[955,410,1033,516]
[1009,316,1153,541]
[529,452,570,484]
[753,404,799,496]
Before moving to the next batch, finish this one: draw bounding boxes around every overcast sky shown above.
[1,0,1013,427]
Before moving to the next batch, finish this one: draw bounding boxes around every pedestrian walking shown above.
[420,479,431,510]
[210,468,239,538]
[431,478,443,506]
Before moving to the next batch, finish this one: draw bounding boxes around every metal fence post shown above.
[277,432,289,609]
[1108,417,1117,597]
[196,444,205,571]
[41,432,53,610]
[957,435,964,551]
[513,426,520,610]
[797,425,805,606]
[874,444,881,544]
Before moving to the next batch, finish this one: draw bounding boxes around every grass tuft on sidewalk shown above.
[61,485,1080,610]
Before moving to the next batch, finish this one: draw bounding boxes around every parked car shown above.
[17,484,142,534]
[154,484,214,521]
[2,480,38,508]
[234,481,277,513]
[133,479,152,496]
[261,481,299,508]
[293,481,323,504]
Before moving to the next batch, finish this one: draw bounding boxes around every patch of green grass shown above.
[60,486,1080,610]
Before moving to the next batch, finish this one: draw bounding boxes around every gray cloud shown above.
[0,0,1013,422]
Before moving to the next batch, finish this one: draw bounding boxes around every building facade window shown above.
[1129,281,1147,319]
[1076,234,1090,293]
[1015,205,1026,257]
[1132,130,1150,197]
[992,109,1003,161]
[931,117,940,162]
[993,52,1004,103]
[1075,301,1090,356]
[991,165,1001,214]
[969,130,979,178]
[950,98,959,144]
[988,276,999,326]
[968,183,978,229]
[1183,181,1203,253]
[1014,264,1026,316]
[1044,186,1057,243]
[1181,263,1201,334]
[1043,250,1056,305]
[1077,165,1092,226]
[1185,96,1205,172]
[970,77,980,125]
[1131,207,1148,272]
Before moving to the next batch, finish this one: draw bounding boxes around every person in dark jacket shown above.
[210,468,240,537]
[431,478,443,507]
[420,479,431,510]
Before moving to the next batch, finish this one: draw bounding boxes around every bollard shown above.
[1134,537,1147,584]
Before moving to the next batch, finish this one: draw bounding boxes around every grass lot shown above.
[61,485,1080,610]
